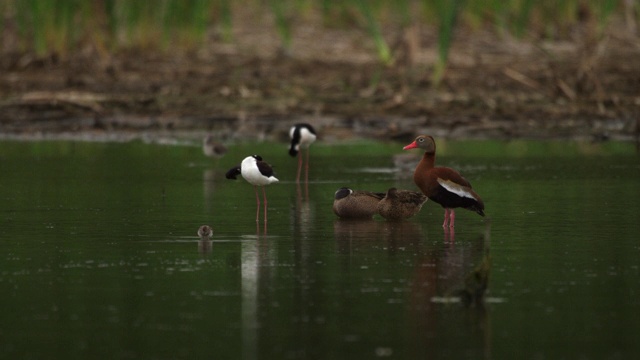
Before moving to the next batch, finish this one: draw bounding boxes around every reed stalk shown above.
[270,0,293,54]
[0,0,627,68]
[218,0,233,42]
[515,0,535,37]
[355,0,392,65]
[432,0,466,85]
[596,0,619,33]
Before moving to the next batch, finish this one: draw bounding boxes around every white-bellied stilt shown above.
[289,123,316,183]
[226,155,279,223]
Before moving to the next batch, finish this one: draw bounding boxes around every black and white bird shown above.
[289,123,317,183]
[226,155,279,223]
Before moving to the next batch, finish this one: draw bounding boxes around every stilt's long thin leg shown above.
[296,153,303,183]
[304,148,310,184]
[262,186,268,223]
[254,186,260,222]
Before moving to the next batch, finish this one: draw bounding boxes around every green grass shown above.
[0,0,629,78]
[355,0,392,65]
[270,0,294,54]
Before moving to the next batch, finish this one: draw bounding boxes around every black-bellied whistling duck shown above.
[377,187,428,220]
[226,155,279,223]
[403,135,485,227]
[333,187,385,219]
[289,123,317,182]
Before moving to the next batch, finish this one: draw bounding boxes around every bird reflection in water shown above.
[333,219,382,255]
[455,222,491,307]
[333,219,424,256]
[408,220,492,358]
[444,226,455,242]
[197,225,213,254]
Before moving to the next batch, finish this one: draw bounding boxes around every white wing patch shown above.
[437,178,476,199]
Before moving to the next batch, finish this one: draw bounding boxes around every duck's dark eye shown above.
[418,138,424,142]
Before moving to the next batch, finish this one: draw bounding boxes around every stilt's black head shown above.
[225,166,242,180]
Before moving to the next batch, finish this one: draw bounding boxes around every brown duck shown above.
[332,187,385,219]
[377,188,428,220]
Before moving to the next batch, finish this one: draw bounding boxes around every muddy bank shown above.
[1,21,639,143]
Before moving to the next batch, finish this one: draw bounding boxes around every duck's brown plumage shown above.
[333,187,385,219]
[203,135,227,158]
[198,225,213,239]
[403,135,484,227]
[377,188,428,220]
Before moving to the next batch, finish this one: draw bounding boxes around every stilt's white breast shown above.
[298,128,316,147]
[290,125,317,151]
[241,156,278,186]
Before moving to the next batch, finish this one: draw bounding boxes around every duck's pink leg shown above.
[444,226,455,242]
[253,186,261,222]
[442,209,450,228]
[449,209,456,228]
[262,186,268,223]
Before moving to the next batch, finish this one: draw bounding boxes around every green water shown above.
[1,139,639,359]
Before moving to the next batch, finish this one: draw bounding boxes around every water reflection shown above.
[203,169,217,211]
[240,228,274,360]
[409,222,492,358]
[292,183,314,239]
[457,222,491,307]
[333,219,425,252]
[332,218,493,358]
[296,181,310,203]
[197,225,213,254]
[3,140,638,359]
[241,239,259,360]
[333,219,384,255]
[379,221,424,252]
[198,239,212,254]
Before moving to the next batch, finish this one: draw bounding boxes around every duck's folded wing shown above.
[437,178,477,200]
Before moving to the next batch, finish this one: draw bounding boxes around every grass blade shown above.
[355,0,392,65]
[433,0,466,85]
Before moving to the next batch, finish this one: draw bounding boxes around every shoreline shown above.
[0,114,637,144]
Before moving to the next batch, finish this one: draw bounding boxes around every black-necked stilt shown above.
[377,188,428,220]
[332,187,385,219]
[203,135,228,158]
[289,123,317,183]
[226,155,279,223]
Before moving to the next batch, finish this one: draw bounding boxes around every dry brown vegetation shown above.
[1,7,639,141]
